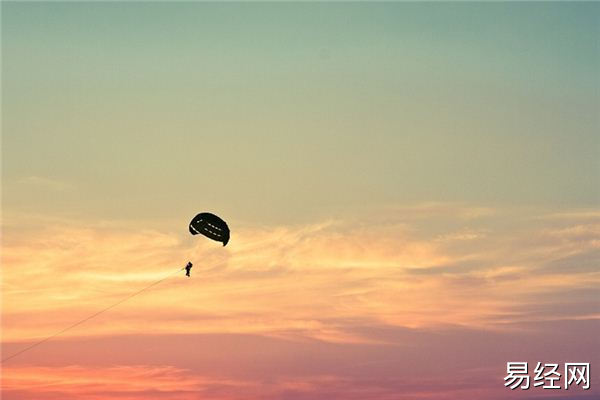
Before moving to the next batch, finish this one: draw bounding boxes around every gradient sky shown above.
[2,2,599,400]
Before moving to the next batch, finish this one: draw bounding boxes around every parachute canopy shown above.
[189,212,230,246]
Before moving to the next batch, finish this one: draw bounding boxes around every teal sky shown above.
[3,2,599,225]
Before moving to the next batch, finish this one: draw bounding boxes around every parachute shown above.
[189,212,230,246]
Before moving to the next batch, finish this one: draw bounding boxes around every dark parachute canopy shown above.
[189,212,230,246]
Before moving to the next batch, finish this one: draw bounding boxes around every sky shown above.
[1,2,599,400]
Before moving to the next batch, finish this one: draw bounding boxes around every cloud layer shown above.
[2,204,599,398]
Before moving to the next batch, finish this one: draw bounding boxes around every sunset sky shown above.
[2,2,599,399]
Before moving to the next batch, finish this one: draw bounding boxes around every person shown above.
[185,261,193,277]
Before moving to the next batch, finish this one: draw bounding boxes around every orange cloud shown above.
[1,365,258,400]
[2,205,598,347]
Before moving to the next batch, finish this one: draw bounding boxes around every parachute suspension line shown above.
[1,266,185,363]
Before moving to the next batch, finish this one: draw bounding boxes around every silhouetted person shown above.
[185,262,193,277]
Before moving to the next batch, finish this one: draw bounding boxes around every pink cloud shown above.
[2,205,598,398]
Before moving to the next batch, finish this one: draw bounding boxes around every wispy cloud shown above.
[17,176,73,192]
[2,204,598,342]
[2,204,598,398]
[1,364,255,400]
[2,323,597,399]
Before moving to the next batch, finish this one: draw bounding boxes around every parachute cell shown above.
[189,212,230,246]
